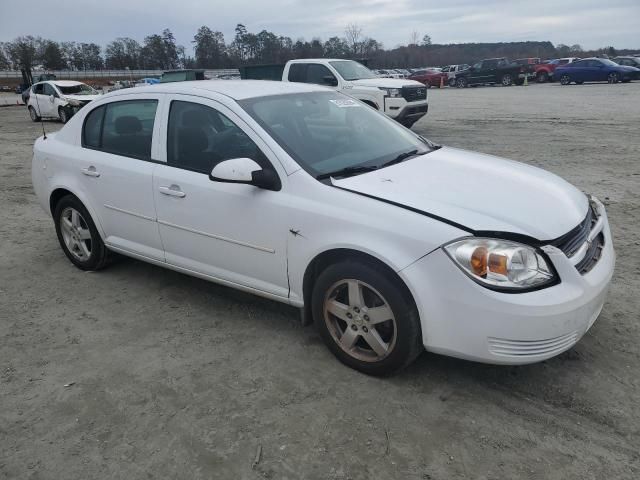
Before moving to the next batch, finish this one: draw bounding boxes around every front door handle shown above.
[81,166,100,177]
[159,185,186,198]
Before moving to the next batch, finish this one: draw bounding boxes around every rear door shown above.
[468,62,486,83]
[76,94,165,260]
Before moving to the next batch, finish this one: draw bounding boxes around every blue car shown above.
[555,58,639,85]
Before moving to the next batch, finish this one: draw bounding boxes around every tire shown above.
[58,107,70,124]
[501,74,513,86]
[537,71,548,83]
[28,106,41,122]
[311,261,423,376]
[456,77,468,88]
[448,78,456,87]
[53,195,110,271]
[560,74,571,85]
[608,72,619,84]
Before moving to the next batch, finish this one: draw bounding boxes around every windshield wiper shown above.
[380,149,424,169]
[316,165,378,180]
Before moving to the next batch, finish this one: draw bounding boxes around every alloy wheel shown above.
[560,75,570,85]
[59,207,92,261]
[502,74,512,86]
[323,279,397,362]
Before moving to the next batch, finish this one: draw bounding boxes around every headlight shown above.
[444,238,556,291]
[378,87,402,98]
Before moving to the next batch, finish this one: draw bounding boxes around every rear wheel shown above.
[448,78,456,87]
[608,72,619,84]
[53,195,110,271]
[28,106,41,122]
[456,77,468,88]
[501,74,513,86]
[537,71,548,83]
[312,261,423,376]
[560,74,571,85]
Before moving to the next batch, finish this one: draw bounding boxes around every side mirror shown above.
[323,75,338,86]
[210,158,281,191]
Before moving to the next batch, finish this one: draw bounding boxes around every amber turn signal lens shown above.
[470,246,488,276]
[488,253,508,276]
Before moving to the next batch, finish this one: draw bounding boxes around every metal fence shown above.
[0,69,240,80]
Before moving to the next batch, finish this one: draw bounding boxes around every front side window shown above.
[167,100,271,174]
[306,64,335,85]
[82,99,157,159]
[43,83,56,96]
[240,92,434,179]
[32,83,44,94]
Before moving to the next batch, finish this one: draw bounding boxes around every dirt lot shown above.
[1,83,639,480]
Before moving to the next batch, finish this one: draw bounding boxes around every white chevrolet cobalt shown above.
[31,81,614,375]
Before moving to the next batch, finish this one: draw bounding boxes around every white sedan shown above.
[31,80,615,375]
[28,80,101,124]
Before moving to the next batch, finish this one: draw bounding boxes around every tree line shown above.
[0,24,633,72]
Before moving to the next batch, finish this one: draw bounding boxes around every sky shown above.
[1,0,638,52]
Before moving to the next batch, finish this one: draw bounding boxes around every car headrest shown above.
[115,116,142,135]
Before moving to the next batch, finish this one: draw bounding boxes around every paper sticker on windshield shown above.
[329,99,360,108]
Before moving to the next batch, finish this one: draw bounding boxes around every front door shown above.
[75,95,165,260]
[41,83,58,117]
[152,95,289,298]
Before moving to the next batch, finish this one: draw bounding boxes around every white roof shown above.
[50,80,86,87]
[109,80,332,100]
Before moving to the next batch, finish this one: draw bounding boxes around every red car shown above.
[408,68,448,88]
[533,58,580,83]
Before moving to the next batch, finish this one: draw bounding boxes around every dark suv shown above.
[455,58,524,88]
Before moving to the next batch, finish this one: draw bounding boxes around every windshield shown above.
[329,60,377,81]
[240,92,433,179]
[56,84,96,95]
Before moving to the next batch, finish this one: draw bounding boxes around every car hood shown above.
[332,146,588,241]
[350,78,424,88]
[63,94,100,102]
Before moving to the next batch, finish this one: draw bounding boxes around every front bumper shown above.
[384,97,428,122]
[400,200,615,365]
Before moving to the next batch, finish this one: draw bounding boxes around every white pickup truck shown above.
[241,59,429,128]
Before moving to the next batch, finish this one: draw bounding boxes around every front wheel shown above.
[560,74,571,85]
[501,74,513,86]
[537,71,548,83]
[312,261,423,376]
[53,195,110,271]
[456,77,468,88]
[58,106,70,124]
[608,72,619,84]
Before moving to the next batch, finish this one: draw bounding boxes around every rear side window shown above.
[83,106,104,148]
[83,100,158,159]
[288,64,307,82]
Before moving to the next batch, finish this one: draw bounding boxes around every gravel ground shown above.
[1,82,639,480]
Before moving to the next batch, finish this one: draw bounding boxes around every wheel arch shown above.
[360,99,379,110]
[48,186,106,240]
[300,247,416,325]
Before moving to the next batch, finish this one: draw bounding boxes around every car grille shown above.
[550,200,604,275]
[402,86,427,102]
[488,331,579,358]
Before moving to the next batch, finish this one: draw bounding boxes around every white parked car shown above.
[32,81,615,375]
[28,80,101,124]
[442,64,470,86]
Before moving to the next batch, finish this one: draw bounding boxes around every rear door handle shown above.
[159,185,186,198]
[81,166,100,177]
